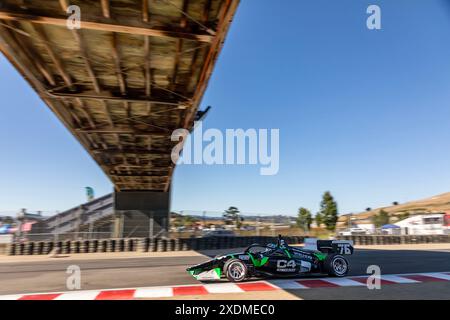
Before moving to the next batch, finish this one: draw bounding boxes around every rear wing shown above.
[304,238,354,255]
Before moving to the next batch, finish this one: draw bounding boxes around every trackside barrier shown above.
[13,235,450,256]
[337,235,450,245]
[3,236,309,256]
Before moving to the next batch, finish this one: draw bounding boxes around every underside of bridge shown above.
[0,0,239,237]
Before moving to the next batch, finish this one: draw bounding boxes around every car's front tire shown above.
[224,259,248,282]
[324,254,349,277]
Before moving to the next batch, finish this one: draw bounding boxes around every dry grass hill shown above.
[337,192,450,228]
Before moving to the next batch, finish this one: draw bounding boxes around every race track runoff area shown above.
[0,245,449,300]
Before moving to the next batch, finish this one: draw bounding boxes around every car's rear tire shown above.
[324,254,349,277]
[224,259,248,282]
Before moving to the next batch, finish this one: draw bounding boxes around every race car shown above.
[187,235,354,282]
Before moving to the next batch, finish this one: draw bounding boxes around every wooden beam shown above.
[109,32,129,155]
[142,0,149,22]
[1,21,56,86]
[144,36,152,97]
[114,185,165,190]
[66,22,114,149]
[203,0,213,23]
[171,39,182,91]
[103,0,128,159]
[111,174,169,178]
[59,0,69,11]
[93,148,168,155]
[101,0,111,19]
[76,126,170,136]
[70,30,101,93]
[111,33,126,95]
[47,90,186,106]
[102,0,121,158]
[106,163,169,170]
[31,24,73,89]
[180,0,190,28]
[73,98,96,128]
[64,99,100,149]
[0,10,214,43]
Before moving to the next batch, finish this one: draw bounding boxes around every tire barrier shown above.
[157,239,167,252]
[35,242,44,255]
[45,241,54,254]
[8,243,15,255]
[149,238,157,252]
[19,243,25,255]
[90,240,98,253]
[337,235,450,245]
[127,239,136,252]
[118,239,125,252]
[7,236,309,255]
[166,239,174,252]
[27,242,34,255]
[174,238,181,251]
[180,238,189,251]
[81,241,88,253]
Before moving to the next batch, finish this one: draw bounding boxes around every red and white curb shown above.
[1,272,449,300]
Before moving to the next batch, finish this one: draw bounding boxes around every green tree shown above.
[297,207,312,231]
[180,215,198,227]
[223,207,242,228]
[372,209,390,228]
[318,191,339,231]
[315,212,323,227]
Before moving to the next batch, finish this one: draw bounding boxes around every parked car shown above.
[202,230,235,238]
[338,228,368,236]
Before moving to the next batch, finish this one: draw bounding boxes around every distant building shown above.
[394,213,449,235]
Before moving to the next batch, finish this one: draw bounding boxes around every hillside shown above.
[337,192,450,228]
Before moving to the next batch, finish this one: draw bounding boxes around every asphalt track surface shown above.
[0,248,449,299]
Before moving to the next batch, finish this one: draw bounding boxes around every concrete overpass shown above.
[0,0,239,237]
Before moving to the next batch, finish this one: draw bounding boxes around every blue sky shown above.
[1,0,450,216]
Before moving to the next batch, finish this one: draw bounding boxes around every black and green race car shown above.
[187,236,354,282]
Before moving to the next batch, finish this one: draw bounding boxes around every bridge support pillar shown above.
[112,191,170,238]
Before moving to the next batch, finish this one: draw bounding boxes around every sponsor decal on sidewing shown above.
[193,269,221,280]
[292,251,314,261]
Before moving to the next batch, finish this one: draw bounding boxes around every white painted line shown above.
[0,294,23,300]
[55,290,101,300]
[204,283,244,294]
[423,273,450,281]
[323,278,366,287]
[268,280,309,289]
[134,287,173,298]
[381,275,420,284]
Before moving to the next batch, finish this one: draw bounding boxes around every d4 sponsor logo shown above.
[277,260,296,272]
